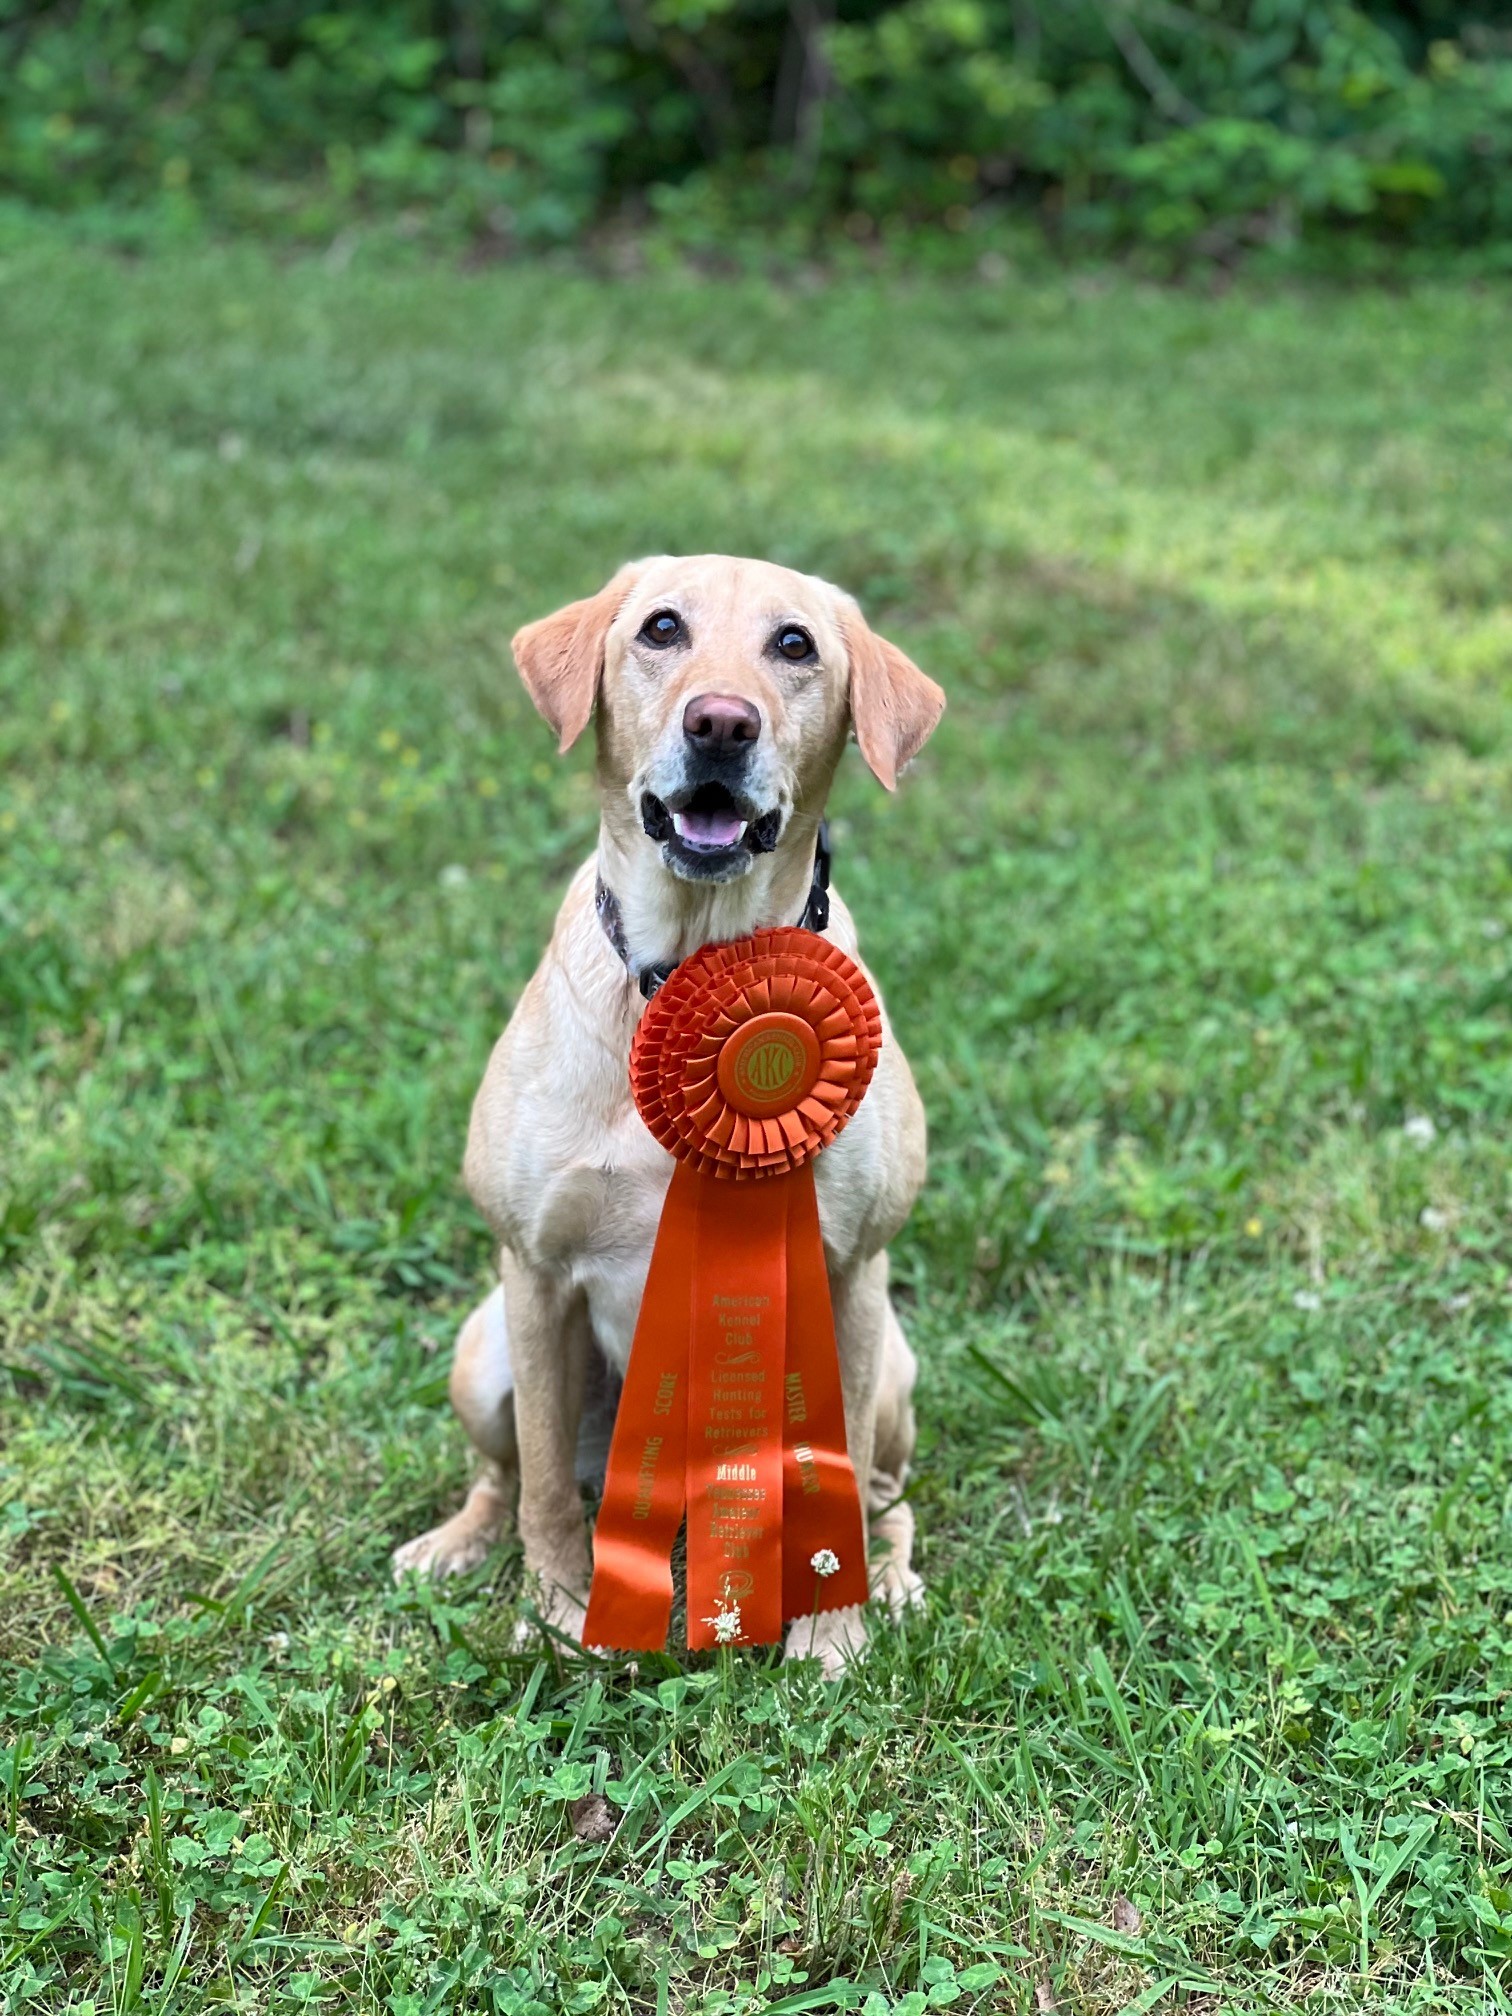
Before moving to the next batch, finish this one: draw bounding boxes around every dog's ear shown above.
[842,603,946,790]
[512,564,639,752]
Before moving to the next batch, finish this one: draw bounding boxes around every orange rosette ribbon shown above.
[582,926,880,1653]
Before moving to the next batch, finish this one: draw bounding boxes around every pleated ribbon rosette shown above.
[582,926,880,1652]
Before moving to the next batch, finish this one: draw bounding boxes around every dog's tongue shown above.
[675,806,745,848]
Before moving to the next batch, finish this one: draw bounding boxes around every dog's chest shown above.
[538,1103,874,1378]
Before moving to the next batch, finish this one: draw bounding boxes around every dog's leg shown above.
[783,1250,899,1678]
[393,1287,518,1580]
[503,1249,593,1644]
[867,1300,924,1618]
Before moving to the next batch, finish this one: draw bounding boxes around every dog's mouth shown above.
[641,784,782,878]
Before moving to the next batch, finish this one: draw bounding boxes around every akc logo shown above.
[734,1029,806,1102]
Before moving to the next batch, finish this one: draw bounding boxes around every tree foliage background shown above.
[3,0,1512,259]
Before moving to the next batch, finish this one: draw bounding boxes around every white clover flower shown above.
[704,1604,742,1644]
[1403,1115,1437,1148]
[1292,1290,1321,1313]
[1420,1206,1450,1232]
[438,863,470,890]
[810,1548,841,1579]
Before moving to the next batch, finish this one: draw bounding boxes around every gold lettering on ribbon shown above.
[792,1441,822,1497]
[702,1261,777,1575]
[631,1436,664,1520]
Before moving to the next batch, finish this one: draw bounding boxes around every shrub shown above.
[3,1,1512,258]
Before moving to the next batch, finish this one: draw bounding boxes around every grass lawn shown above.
[4,224,1512,2015]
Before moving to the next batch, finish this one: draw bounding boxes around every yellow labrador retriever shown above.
[394,555,944,1673]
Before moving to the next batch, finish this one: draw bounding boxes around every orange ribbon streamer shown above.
[582,928,880,1652]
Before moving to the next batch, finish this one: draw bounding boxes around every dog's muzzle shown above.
[641,778,782,879]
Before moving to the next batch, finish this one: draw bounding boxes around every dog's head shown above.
[512,555,944,886]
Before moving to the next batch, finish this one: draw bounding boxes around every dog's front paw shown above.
[783,1603,869,1679]
[513,1577,589,1653]
[868,1501,925,1619]
[874,1559,926,1618]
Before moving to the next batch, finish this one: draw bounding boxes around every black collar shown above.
[596,821,832,1000]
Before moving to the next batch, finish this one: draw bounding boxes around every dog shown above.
[393,555,944,1674]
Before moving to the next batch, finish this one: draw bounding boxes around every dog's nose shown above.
[682,692,761,752]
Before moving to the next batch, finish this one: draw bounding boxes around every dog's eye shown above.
[638,609,685,649]
[773,625,815,662]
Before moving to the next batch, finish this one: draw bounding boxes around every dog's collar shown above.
[596,821,832,1001]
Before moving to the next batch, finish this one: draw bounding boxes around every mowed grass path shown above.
[4,230,1512,2014]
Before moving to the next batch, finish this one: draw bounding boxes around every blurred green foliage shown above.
[3,2,1512,259]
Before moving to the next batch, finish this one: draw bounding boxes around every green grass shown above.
[4,225,1512,2015]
